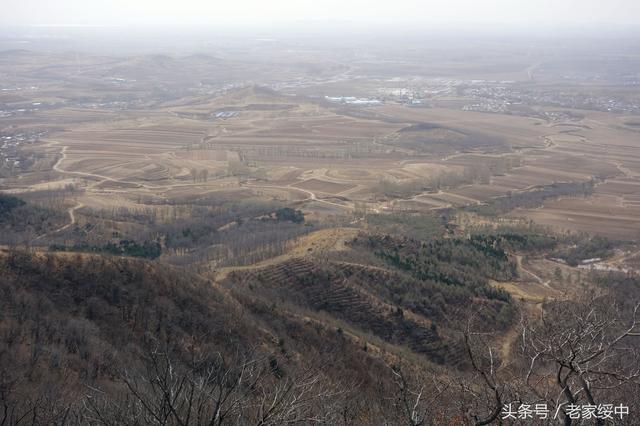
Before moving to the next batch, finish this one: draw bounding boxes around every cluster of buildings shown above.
[324,96,382,106]
[460,83,640,114]
[347,77,640,116]
[0,102,45,118]
[213,111,238,119]
[0,130,47,173]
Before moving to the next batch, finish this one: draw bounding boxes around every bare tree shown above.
[518,295,640,425]
[460,320,507,426]
[84,344,341,425]
[386,365,448,426]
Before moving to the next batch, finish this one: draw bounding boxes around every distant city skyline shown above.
[3,0,640,29]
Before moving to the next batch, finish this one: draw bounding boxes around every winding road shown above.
[243,183,352,210]
[31,201,85,243]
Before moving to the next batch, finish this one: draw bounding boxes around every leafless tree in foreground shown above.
[84,345,342,425]
[430,291,640,425]
[386,365,449,426]
[517,296,640,425]
[459,319,508,426]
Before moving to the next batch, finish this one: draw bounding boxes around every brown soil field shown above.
[416,192,473,207]
[373,105,550,148]
[401,162,464,178]
[3,85,639,238]
[450,184,512,201]
[293,179,355,194]
[512,195,640,240]
[393,200,443,211]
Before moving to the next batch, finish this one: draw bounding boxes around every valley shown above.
[1,31,640,425]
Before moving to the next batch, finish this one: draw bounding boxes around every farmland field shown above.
[3,76,640,240]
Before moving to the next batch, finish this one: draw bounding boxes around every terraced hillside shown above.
[225,233,517,367]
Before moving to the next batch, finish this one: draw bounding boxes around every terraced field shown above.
[5,76,640,242]
[228,257,468,366]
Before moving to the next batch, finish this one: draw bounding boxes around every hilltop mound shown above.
[216,85,298,106]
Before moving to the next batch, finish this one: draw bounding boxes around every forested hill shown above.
[0,248,412,424]
[0,232,520,424]
[3,225,637,424]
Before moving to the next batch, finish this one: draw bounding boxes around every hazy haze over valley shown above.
[1,1,640,425]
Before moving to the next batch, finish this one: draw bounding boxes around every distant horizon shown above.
[1,23,638,57]
[1,20,639,39]
[3,0,640,31]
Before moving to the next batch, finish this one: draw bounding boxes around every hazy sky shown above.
[3,0,640,28]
